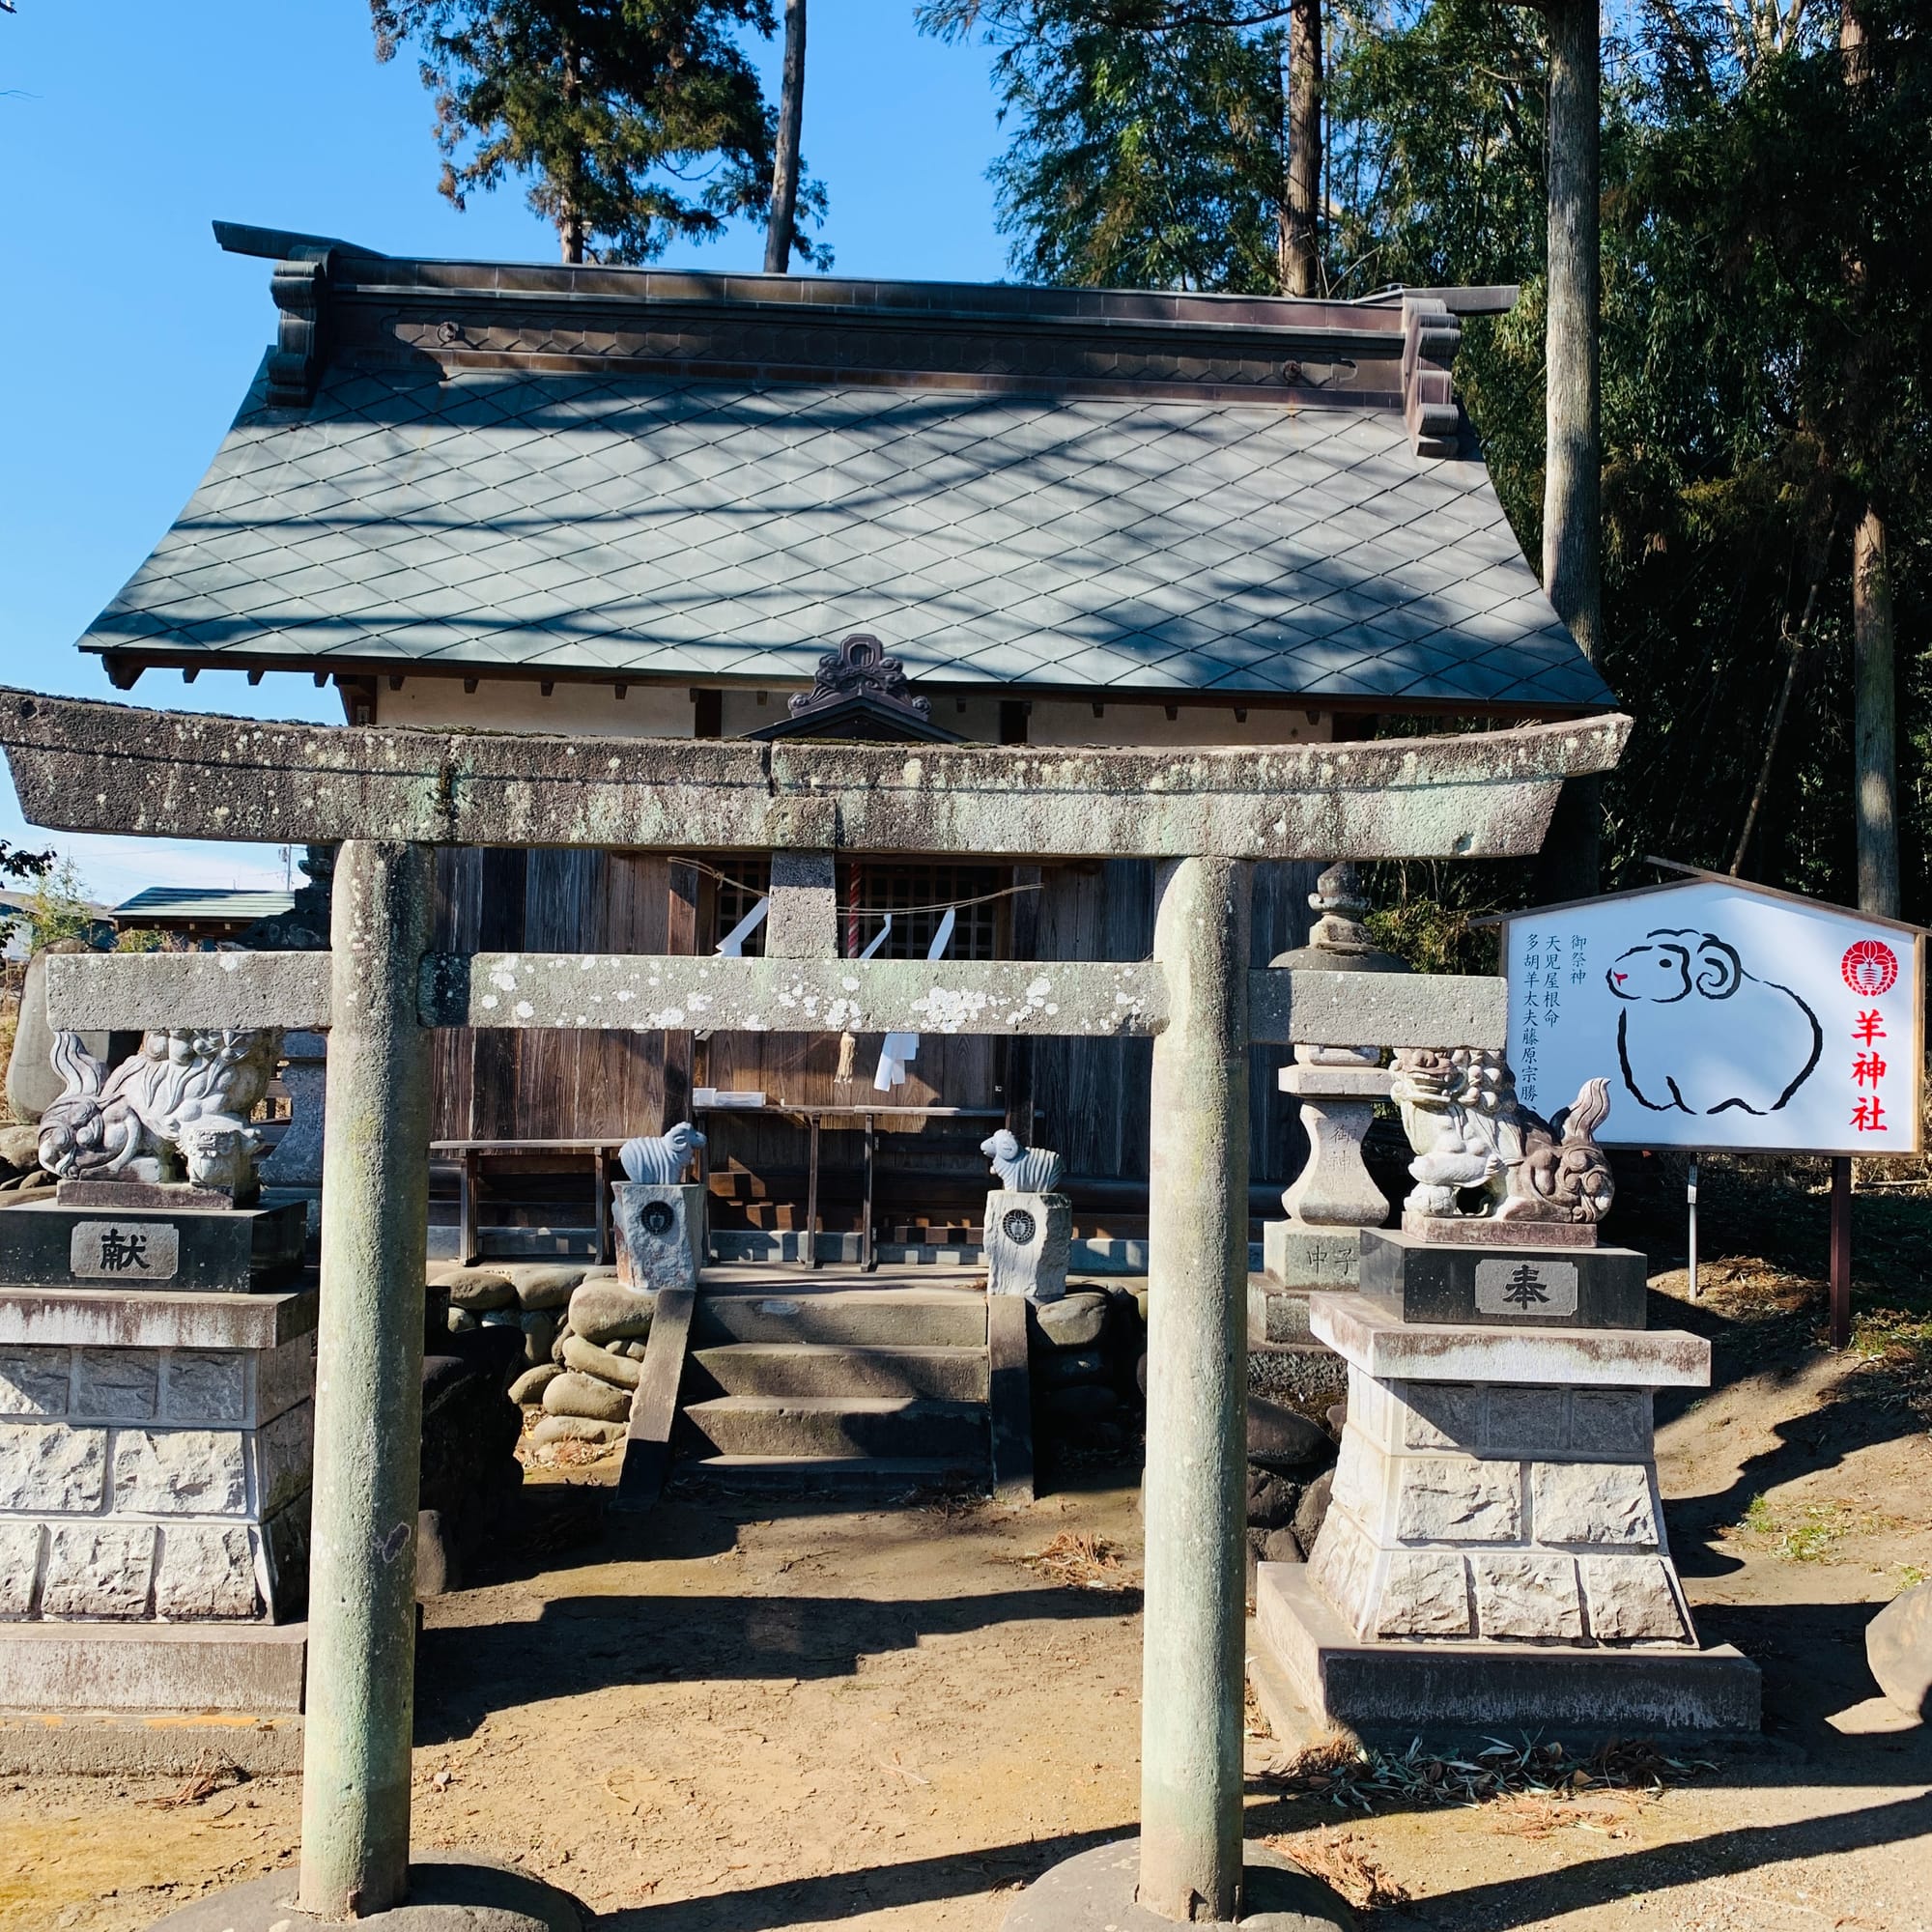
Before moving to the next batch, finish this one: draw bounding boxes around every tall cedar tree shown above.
[934,0,1932,942]
[920,0,1293,293]
[1629,0,1929,901]
[372,0,828,265]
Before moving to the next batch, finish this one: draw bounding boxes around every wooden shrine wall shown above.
[429,850,1321,1194]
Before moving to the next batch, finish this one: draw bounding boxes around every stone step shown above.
[672,1454,986,1492]
[691,1290,987,1349]
[681,1395,989,1461]
[690,1343,990,1402]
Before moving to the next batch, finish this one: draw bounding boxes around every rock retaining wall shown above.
[434,1262,653,1458]
[1028,1287,1146,1463]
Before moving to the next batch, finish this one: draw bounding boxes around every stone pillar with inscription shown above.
[1251,1054,1762,1741]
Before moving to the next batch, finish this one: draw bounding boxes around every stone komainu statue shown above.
[38,1027,283,1187]
[618,1120,706,1184]
[1391,1046,1614,1226]
[980,1128,1064,1194]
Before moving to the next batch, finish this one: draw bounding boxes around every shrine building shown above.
[71,221,1615,1258]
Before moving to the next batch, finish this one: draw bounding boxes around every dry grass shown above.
[1849,1304,1932,1427]
[1264,1734,1715,1813]
[1268,1827,1410,1911]
[1486,1791,1639,1841]
[541,1436,621,1470]
[1011,1530,1136,1591]
[145,1757,245,1809]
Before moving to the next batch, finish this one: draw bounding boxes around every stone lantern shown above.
[1261,862,1406,1298]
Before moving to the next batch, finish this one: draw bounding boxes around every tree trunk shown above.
[1839,6,1894,918]
[559,35,586,265]
[1280,0,1322,297]
[1543,0,1601,658]
[1840,0,1869,82]
[1852,505,1899,917]
[1731,554,1828,878]
[1534,0,1603,903]
[764,0,808,273]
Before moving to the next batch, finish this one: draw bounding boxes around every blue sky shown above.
[0,1,1006,902]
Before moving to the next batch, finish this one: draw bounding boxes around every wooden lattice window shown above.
[839,863,1003,961]
[710,859,771,957]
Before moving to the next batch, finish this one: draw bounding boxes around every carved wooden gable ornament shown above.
[749,634,961,744]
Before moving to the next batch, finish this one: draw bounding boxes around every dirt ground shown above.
[4,1204,1928,1931]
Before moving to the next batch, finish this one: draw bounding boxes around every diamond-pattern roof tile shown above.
[79,362,1614,710]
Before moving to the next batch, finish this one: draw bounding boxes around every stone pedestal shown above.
[1263,1056,1392,1293]
[143,1853,584,1932]
[1,1193,308,1292]
[1252,1291,1760,1740]
[0,1284,316,1642]
[1359,1228,1647,1329]
[984,1189,1071,1300]
[612,1181,706,1291]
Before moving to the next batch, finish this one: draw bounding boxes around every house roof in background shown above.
[0,887,115,920]
[114,887,296,926]
[78,233,1614,717]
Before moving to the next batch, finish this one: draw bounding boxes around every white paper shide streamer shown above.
[876,906,955,1092]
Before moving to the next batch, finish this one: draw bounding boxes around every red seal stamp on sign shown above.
[1842,940,1899,997]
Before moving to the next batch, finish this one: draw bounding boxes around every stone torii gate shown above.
[0,688,1626,1929]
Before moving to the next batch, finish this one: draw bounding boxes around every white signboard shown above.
[1504,877,1923,1155]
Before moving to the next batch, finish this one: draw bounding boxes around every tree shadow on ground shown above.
[415,1577,1140,1747]
[585,1824,1128,1929]
[578,1784,1932,1929]
[1361,1790,1931,1931]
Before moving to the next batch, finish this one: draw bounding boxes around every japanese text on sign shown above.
[1504,880,1921,1156]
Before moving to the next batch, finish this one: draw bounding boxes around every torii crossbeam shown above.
[0,688,1626,1928]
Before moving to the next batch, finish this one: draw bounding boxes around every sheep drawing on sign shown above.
[1607,929,1823,1114]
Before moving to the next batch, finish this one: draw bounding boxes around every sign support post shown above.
[1830,1156,1853,1349]
[1687,1155,1700,1300]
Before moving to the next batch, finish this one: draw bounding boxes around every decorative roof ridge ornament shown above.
[265,247,334,411]
[1401,297,1463,459]
[793,634,928,723]
[749,633,962,743]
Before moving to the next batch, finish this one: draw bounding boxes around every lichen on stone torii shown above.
[0,688,1629,860]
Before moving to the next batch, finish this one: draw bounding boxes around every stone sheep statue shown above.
[618,1120,706,1184]
[1607,928,1823,1116]
[980,1127,1064,1194]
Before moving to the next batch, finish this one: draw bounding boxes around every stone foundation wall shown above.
[1028,1287,1146,1460]
[0,1337,314,1622]
[1310,1364,1693,1647]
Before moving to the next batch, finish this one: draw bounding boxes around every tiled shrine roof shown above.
[79,226,1615,716]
